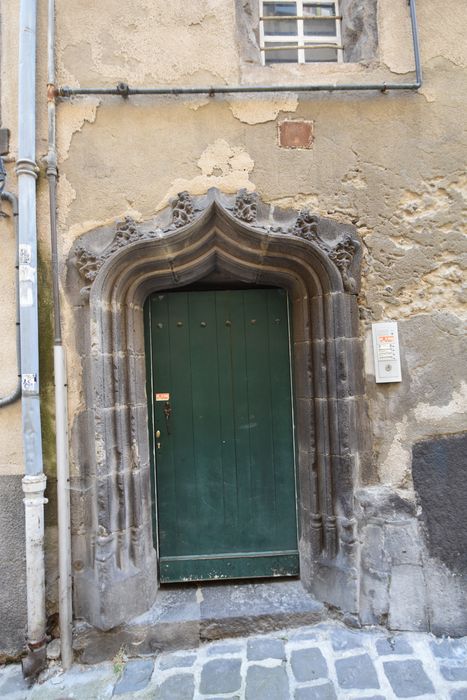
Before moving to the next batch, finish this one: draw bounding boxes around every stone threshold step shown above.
[73,579,325,664]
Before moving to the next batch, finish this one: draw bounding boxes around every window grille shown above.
[260,1,343,64]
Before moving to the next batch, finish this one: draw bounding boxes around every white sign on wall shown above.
[371,321,402,383]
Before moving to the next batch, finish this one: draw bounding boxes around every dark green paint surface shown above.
[146,289,298,583]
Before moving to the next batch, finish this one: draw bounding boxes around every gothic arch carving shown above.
[67,189,364,629]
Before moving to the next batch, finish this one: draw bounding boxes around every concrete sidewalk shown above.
[1,622,467,699]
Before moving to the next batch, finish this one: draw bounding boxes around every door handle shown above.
[155,429,161,449]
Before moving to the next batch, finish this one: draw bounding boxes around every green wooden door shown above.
[145,288,298,583]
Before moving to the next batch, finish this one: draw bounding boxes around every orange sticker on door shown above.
[155,393,170,401]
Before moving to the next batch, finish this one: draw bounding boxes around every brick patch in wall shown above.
[278,120,314,149]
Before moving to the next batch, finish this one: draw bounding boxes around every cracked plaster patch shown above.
[378,262,467,321]
[418,6,467,69]
[58,1,239,85]
[268,193,321,211]
[268,192,362,226]
[57,98,100,162]
[187,98,210,111]
[58,173,77,232]
[378,0,413,74]
[418,85,437,104]
[414,382,467,423]
[379,416,412,488]
[379,0,467,74]
[342,167,368,190]
[62,327,84,419]
[374,383,467,496]
[397,186,452,223]
[450,173,467,200]
[155,139,255,210]
[228,95,298,125]
[367,174,466,318]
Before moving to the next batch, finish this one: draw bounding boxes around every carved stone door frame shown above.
[67,189,364,630]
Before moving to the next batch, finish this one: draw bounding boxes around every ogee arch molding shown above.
[67,189,365,629]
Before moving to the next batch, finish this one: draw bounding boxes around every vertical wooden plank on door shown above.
[243,290,276,551]
[267,289,298,551]
[215,291,239,553]
[144,301,157,544]
[188,292,224,555]
[150,294,176,560]
[166,293,196,558]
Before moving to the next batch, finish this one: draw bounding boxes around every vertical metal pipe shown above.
[16,0,48,678]
[54,345,73,669]
[409,0,422,87]
[47,0,73,669]
[17,0,41,474]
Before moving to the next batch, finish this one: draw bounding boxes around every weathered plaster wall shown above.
[55,0,466,634]
[0,210,23,476]
[0,475,27,660]
[0,0,466,651]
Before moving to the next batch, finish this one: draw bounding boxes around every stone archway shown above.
[67,189,364,630]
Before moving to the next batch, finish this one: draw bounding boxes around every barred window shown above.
[260,1,343,64]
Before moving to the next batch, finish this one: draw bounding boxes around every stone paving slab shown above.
[1,621,467,699]
[383,659,435,697]
[113,659,154,695]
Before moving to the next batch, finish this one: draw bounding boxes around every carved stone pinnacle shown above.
[171,191,195,228]
[233,189,258,223]
[289,209,322,243]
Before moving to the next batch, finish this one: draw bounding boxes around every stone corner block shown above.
[388,564,428,632]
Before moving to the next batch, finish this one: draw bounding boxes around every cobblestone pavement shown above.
[1,622,467,699]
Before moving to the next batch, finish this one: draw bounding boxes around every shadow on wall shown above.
[0,475,27,658]
[412,431,467,575]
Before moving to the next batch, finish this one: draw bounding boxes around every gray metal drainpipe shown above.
[46,0,73,671]
[16,0,48,680]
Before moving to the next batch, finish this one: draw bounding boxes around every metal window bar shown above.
[262,44,343,50]
[261,15,342,20]
[260,1,342,64]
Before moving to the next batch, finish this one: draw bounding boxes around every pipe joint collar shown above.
[46,152,58,177]
[15,159,39,179]
[22,473,47,496]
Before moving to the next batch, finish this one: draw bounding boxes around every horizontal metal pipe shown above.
[58,81,420,97]
[57,0,422,98]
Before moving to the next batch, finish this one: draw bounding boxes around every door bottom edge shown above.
[159,552,299,584]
